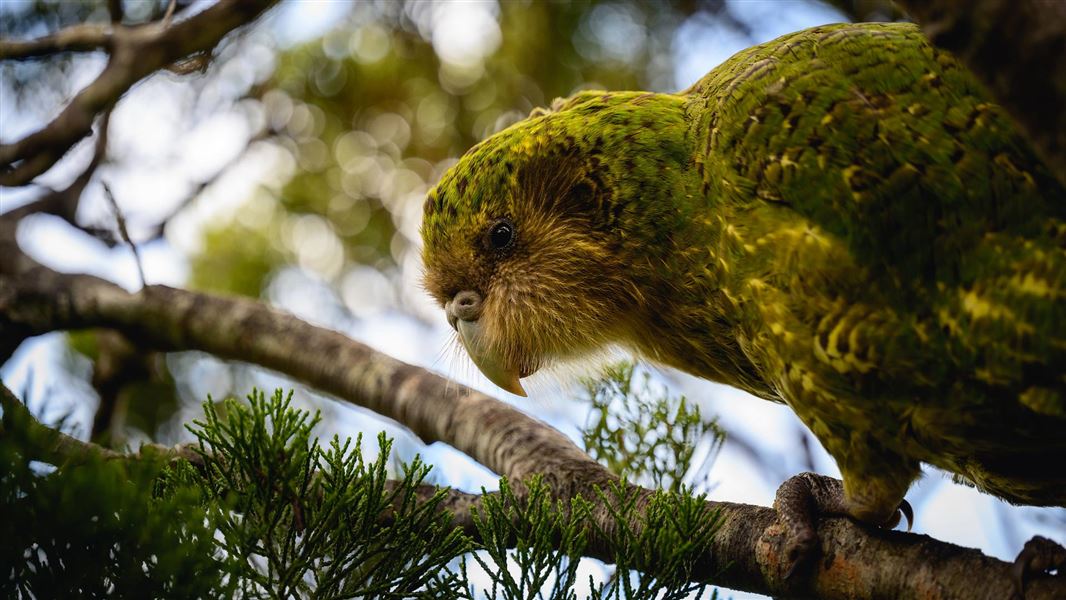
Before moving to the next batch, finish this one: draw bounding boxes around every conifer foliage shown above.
[2,379,721,599]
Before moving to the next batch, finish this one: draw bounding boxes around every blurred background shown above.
[1,1,1061,597]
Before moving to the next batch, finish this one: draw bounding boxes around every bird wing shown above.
[685,22,1066,417]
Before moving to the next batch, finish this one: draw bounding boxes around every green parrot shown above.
[420,21,1066,577]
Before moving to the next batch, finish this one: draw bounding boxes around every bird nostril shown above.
[451,290,482,322]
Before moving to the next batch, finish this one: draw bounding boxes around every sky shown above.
[1,1,1062,598]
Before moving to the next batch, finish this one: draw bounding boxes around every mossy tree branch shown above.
[0,379,200,466]
[0,379,486,540]
[1,264,1061,599]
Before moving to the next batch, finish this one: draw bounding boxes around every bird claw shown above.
[891,498,914,531]
[1011,535,1066,599]
[781,528,818,581]
[899,500,916,532]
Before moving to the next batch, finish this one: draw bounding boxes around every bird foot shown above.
[1012,535,1065,599]
[768,472,912,582]
[769,472,840,581]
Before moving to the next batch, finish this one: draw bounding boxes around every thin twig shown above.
[162,0,178,27]
[101,182,146,288]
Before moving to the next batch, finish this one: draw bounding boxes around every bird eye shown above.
[487,218,516,251]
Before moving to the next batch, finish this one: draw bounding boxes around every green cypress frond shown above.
[589,483,719,600]
[464,476,591,600]
[581,362,724,492]
[182,389,470,599]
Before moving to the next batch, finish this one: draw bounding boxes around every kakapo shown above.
[421,22,1066,581]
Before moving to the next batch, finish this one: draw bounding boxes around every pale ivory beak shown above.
[456,319,527,397]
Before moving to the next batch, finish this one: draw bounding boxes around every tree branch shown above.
[895,0,1066,182]
[0,113,268,252]
[0,0,278,187]
[0,264,1060,599]
[387,481,483,538]
[0,379,200,466]
[0,23,114,60]
[1,110,111,227]
[0,378,484,538]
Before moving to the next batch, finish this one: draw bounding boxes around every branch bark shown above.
[0,0,278,186]
[895,0,1066,182]
[1,264,1060,599]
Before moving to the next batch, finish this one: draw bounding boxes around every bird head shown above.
[421,91,692,395]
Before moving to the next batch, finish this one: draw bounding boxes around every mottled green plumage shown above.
[422,23,1066,523]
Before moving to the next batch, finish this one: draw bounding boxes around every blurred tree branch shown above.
[2,110,110,226]
[0,0,278,186]
[108,0,125,24]
[83,328,171,446]
[87,329,146,445]
[0,23,114,60]
[1,258,1061,599]
[0,379,200,466]
[8,121,272,256]
[895,0,1066,182]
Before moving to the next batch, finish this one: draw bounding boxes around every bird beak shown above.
[456,319,527,397]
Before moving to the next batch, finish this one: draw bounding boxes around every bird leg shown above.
[1012,535,1066,599]
[770,471,913,581]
